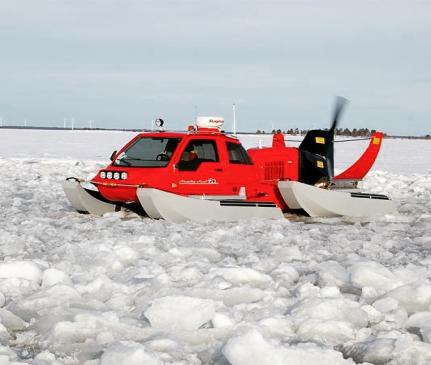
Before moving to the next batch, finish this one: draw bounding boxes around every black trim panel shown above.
[350,192,390,200]
[219,200,277,208]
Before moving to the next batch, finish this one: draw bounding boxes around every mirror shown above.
[110,150,117,162]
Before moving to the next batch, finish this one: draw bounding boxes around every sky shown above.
[0,0,430,135]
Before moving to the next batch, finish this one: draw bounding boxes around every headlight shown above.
[100,171,106,179]
[113,172,120,180]
[121,172,128,180]
[106,171,113,179]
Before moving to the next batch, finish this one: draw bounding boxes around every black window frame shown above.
[226,142,252,165]
[177,139,219,171]
[113,137,182,168]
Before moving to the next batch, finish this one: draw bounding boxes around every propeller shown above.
[298,96,349,185]
[330,96,349,132]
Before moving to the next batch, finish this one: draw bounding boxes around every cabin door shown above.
[173,138,228,196]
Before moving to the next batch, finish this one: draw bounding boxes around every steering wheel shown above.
[156,152,169,161]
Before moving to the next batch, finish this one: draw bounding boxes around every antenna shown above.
[71,117,75,130]
[89,119,93,129]
[232,103,237,135]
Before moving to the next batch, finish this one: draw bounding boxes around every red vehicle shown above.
[63,98,397,221]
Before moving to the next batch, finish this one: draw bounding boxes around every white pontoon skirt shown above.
[62,178,122,215]
[137,188,284,223]
[278,180,397,218]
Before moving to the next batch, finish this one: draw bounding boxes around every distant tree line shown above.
[257,128,378,137]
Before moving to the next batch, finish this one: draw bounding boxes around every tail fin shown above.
[334,132,384,180]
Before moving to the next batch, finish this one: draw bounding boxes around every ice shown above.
[372,297,399,313]
[33,351,61,365]
[289,297,368,345]
[223,329,356,365]
[380,283,431,314]
[100,341,161,365]
[0,129,431,363]
[212,312,234,328]
[9,284,81,321]
[144,296,216,332]
[0,308,27,331]
[215,267,272,287]
[317,260,350,287]
[341,333,431,364]
[42,269,72,288]
[0,261,42,283]
[349,261,402,293]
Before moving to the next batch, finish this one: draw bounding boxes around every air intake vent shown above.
[264,161,285,180]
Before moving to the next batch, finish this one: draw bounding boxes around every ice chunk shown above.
[0,344,28,364]
[33,351,61,365]
[0,322,9,341]
[341,333,431,364]
[361,305,384,324]
[290,297,368,345]
[75,276,113,302]
[259,316,295,338]
[272,245,303,262]
[290,297,368,328]
[373,297,399,313]
[349,261,401,293]
[145,296,215,332]
[0,261,42,283]
[223,329,355,365]
[220,287,265,306]
[216,267,272,287]
[296,283,321,299]
[381,283,431,314]
[100,341,161,365]
[271,264,299,286]
[406,311,431,329]
[41,269,72,288]
[340,337,396,364]
[113,245,139,266]
[297,319,356,345]
[9,284,80,321]
[317,261,350,287]
[0,308,27,331]
[212,313,234,328]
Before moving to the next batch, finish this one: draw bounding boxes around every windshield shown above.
[114,137,181,167]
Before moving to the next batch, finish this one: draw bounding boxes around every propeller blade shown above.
[330,96,349,132]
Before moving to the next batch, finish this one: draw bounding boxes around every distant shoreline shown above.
[0,125,429,140]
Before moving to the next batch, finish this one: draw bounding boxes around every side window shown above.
[178,139,219,171]
[226,142,252,164]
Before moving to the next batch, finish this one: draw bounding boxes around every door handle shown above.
[214,168,224,172]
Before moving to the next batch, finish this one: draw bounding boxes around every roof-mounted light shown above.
[155,118,164,130]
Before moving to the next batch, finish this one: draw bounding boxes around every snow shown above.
[0,128,430,364]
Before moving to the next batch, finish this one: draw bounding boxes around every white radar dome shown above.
[196,116,224,130]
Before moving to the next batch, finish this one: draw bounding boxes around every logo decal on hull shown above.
[178,178,218,185]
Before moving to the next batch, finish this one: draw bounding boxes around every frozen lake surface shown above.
[0,129,431,364]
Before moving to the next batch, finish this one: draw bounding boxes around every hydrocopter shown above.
[63,98,397,222]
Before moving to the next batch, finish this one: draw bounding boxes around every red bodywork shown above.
[91,128,383,212]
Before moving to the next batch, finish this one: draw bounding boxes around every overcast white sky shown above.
[0,0,430,135]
